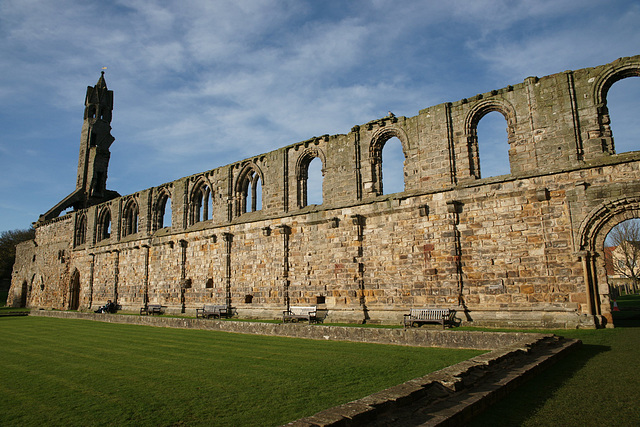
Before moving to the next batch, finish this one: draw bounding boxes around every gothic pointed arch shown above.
[592,59,640,153]
[295,147,326,208]
[121,197,139,237]
[188,176,213,226]
[578,196,640,323]
[463,99,517,179]
[234,162,264,216]
[96,205,112,242]
[369,127,410,196]
[152,186,172,231]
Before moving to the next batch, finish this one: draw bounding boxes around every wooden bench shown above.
[140,304,165,316]
[196,304,230,319]
[283,306,318,323]
[403,308,452,329]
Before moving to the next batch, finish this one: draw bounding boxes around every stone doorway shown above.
[579,197,640,327]
[69,269,80,310]
[20,281,28,307]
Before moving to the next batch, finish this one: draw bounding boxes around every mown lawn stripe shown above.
[1,316,483,426]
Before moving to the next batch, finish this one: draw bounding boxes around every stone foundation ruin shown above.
[9,55,640,328]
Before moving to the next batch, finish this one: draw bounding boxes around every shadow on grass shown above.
[612,293,640,328]
[470,341,610,426]
[612,312,640,327]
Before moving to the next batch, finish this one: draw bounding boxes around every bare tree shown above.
[607,220,640,293]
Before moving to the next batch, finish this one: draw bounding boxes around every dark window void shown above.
[381,137,405,195]
[607,76,640,154]
[205,278,214,289]
[476,111,510,178]
[75,215,87,246]
[244,295,253,304]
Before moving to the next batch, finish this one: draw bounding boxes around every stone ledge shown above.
[29,310,549,350]
[286,336,581,426]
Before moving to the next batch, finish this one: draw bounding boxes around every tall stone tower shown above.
[76,71,115,201]
[39,72,119,222]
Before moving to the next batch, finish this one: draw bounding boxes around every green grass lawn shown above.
[470,294,640,426]
[0,317,483,426]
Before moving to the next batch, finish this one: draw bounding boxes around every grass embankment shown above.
[0,316,483,426]
[471,293,640,426]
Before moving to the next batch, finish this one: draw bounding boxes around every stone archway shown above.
[578,196,640,326]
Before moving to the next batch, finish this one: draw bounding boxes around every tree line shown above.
[0,228,35,281]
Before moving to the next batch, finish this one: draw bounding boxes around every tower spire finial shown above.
[96,67,108,89]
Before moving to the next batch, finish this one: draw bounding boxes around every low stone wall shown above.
[30,310,550,350]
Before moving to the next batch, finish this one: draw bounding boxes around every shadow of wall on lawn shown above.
[469,343,609,426]
[612,294,640,327]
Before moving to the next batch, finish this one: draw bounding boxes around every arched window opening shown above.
[306,157,323,206]
[606,76,640,154]
[296,149,326,208]
[162,196,172,228]
[476,111,510,178]
[381,137,405,195]
[604,218,640,296]
[152,192,172,231]
[75,214,87,246]
[190,182,213,225]
[246,175,262,213]
[298,156,324,208]
[243,171,262,213]
[97,208,111,242]
[122,200,139,237]
[235,164,263,216]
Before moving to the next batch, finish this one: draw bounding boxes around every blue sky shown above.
[0,0,639,231]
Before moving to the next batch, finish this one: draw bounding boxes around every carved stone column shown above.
[223,233,233,309]
[351,214,368,323]
[179,239,188,313]
[88,253,95,309]
[113,250,119,304]
[447,201,464,305]
[142,245,150,309]
[276,225,291,311]
[577,250,595,316]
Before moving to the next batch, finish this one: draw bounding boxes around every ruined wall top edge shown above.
[36,54,640,228]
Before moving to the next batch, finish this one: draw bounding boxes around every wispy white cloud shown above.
[0,0,638,230]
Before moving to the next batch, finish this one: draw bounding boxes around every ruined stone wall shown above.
[10,55,640,328]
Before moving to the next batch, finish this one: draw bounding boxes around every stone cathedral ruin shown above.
[9,55,640,328]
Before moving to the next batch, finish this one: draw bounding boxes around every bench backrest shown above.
[203,304,226,311]
[290,306,316,315]
[148,304,162,309]
[409,308,450,320]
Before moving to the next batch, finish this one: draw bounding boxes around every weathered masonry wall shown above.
[10,55,640,328]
